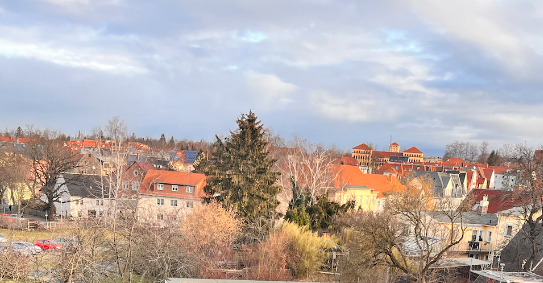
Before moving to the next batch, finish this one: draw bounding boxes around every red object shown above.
[34,239,62,251]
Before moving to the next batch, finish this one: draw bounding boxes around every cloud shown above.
[1,0,543,153]
[244,72,297,106]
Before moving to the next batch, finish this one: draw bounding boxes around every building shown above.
[351,142,425,169]
[331,165,403,211]
[137,170,206,224]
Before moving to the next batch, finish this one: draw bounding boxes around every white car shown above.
[0,233,6,243]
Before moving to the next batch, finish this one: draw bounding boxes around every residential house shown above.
[137,170,206,224]
[331,165,402,212]
[117,161,154,199]
[52,173,112,218]
[409,171,467,209]
[168,150,199,172]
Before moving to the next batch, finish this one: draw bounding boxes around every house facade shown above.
[137,170,206,224]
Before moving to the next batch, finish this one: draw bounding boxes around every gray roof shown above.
[60,173,111,198]
[410,171,466,198]
[426,211,498,226]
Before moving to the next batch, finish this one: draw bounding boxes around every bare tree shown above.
[274,136,342,206]
[336,177,467,283]
[25,129,80,218]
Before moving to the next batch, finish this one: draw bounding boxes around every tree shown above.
[26,130,80,218]
[159,133,166,144]
[336,177,467,283]
[196,111,281,241]
[487,149,502,166]
[169,136,175,149]
[478,141,490,164]
[443,141,479,163]
[500,144,543,271]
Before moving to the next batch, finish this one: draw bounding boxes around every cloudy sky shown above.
[1,0,543,155]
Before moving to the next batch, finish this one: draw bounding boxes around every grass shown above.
[0,228,66,242]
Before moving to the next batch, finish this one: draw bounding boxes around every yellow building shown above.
[351,143,424,168]
[331,165,402,211]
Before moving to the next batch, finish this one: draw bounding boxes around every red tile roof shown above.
[139,170,207,198]
[488,166,508,175]
[391,142,399,146]
[353,143,372,150]
[468,189,524,213]
[403,146,423,154]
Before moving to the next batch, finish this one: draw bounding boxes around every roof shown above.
[139,169,206,197]
[180,150,198,163]
[390,142,399,146]
[403,146,422,154]
[335,165,403,197]
[467,189,524,214]
[340,156,359,166]
[373,151,403,159]
[353,143,372,150]
[488,166,508,175]
[60,173,110,198]
[426,210,498,226]
[135,161,154,173]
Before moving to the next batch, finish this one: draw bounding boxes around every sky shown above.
[1,0,543,156]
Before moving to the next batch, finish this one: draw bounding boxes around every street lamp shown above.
[45,212,48,228]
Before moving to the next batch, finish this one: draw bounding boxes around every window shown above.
[172,185,178,192]
[157,184,164,191]
[157,214,163,221]
[186,186,194,193]
[96,200,100,205]
[505,225,513,237]
[133,170,139,177]
[487,231,492,243]
[157,198,164,206]
[171,200,178,207]
[122,181,129,190]
[186,201,193,208]
[132,181,139,191]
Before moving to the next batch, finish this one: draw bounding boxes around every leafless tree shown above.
[273,136,342,206]
[336,177,467,283]
[25,129,80,219]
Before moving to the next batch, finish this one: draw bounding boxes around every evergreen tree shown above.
[197,111,281,241]
[169,136,175,148]
[159,133,166,144]
[487,150,502,166]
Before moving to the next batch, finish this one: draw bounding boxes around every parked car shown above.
[11,241,42,255]
[0,233,6,242]
[34,239,62,251]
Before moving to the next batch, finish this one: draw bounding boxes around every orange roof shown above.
[340,156,359,166]
[353,143,372,150]
[391,142,399,146]
[488,166,508,175]
[139,169,207,198]
[335,165,403,197]
[403,146,422,153]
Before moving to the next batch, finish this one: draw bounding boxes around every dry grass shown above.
[0,228,67,242]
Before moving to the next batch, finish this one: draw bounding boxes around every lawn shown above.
[0,228,64,242]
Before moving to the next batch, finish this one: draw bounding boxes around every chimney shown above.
[480,194,489,214]
[137,152,140,160]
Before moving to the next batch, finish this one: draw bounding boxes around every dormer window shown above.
[172,185,178,192]
[186,186,194,193]
[157,184,164,191]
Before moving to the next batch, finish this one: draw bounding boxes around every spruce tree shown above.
[197,111,281,241]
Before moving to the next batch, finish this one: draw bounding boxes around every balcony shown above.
[451,240,493,254]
